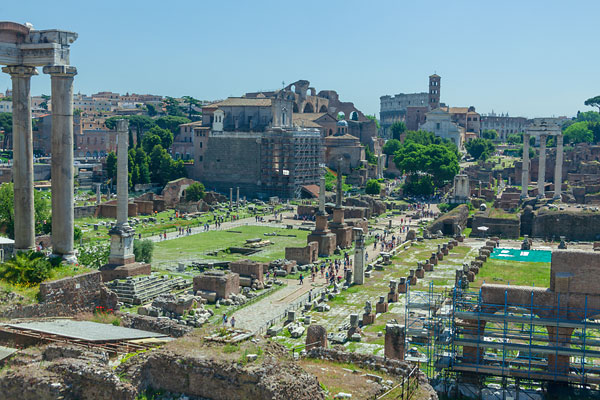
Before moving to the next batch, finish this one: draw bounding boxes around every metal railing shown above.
[375,365,420,400]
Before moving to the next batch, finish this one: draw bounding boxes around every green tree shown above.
[0,251,59,285]
[185,182,205,202]
[141,133,162,154]
[364,146,377,165]
[481,129,498,140]
[133,239,154,263]
[149,145,186,186]
[382,139,402,155]
[389,121,406,141]
[156,115,191,136]
[465,138,496,161]
[163,97,185,117]
[576,111,600,123]
[145,103,157,117]
[0,183,50,238]
[507,133,522,145]
[77,243,110,269]
[0,112,12,150]
[106,115,156,146]
[585,96,600,113]
[147,126,173,149]
[563,121,593,144]
[106,152,117,183]
[181,96,202,120]
[365,179,381,195]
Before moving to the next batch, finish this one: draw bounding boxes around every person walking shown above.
[299,274,304,285]
[230,316,236,328]
[222,313,228,326]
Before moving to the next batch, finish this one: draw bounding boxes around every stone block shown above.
[286,241,321,263]
[193,271,239,301]
[424,263,433,272]
[375,301,388,313]
[99,262,151,282]
[362,313,375,325]
[229,259,265,283]
[306,325,327,350]
[385,324,405,361]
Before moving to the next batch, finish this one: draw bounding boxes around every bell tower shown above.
[428,74,441,110]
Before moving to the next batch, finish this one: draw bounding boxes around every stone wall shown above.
[193,271,239,300]
[74,205,97,219]
[98,202,138,219]
[285,242,318,265]
[531,210,600,241]
[229,259,265,282]
[471,214,520,238]
[550,250,600,296]
[429,204,469,236]
[0,271,118,319]
[119,314,192,338]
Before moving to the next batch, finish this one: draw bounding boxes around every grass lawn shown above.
[152,225,309,265]
[471,258,550,288]
[488,208,519,220]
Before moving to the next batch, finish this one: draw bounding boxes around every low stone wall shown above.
[0,271,118,319]
[285,242,318,265]
[74,205,97,219]
[119,314,192,338]
[471,214,520,238]
[532,210,600,241]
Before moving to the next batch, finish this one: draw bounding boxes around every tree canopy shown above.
[563,121,593,144]
[365,179,381,195]
[585,96,600,113]
[185,182,205,202]
[481,129,498,140]
[156,115,191,135]
[0,183,50,238]
[382,139,402,155]
[465,138,495,161]
[389,121,406,141]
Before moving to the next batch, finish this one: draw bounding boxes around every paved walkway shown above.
[231,276,328,332]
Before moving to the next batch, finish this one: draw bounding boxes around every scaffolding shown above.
[260,128,322,199]
[406,280,600,398]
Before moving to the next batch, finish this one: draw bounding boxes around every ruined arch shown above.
[350,111,359,121]
[319,105,328,113]
[293,102,299,113]
[303,102,314,113]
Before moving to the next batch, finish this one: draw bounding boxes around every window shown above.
[436,123,440,129]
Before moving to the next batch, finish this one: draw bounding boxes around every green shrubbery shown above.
[133,239,154,263]
[0,251,61,286]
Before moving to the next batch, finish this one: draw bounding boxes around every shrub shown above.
[365,179,381,195]
[133,239,154,263]
[0,251,59,285]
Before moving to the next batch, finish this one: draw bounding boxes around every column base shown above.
[14,247,35,255]
[553,194,561,200]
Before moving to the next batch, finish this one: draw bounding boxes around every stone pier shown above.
[3,66,37,252]
[353,227,365,285]
[521,133,530,199]
[554,134,563,199]
[236,187,240,209]
[538,134,547,198]
[45,65,77,262]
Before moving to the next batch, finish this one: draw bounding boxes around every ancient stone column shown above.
[229,187,233,209]
[107,119,135,266]
[236,187,239,209]
[44,65,77,262]
[2,66,38,252]
[318,176,325,214]
[554,134,563,199]
[96,183,101,205]
[116,120,129,227]
[353,227,365,285]
[538,134,547,198]
[521,133,530,199]
[336,158,343,208]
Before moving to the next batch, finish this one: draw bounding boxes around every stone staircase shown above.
[107,274,191,305]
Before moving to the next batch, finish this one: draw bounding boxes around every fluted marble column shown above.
[538,134,547,198]
[2,66,37,252]
[554,134,564,199]
[44,65,77,262]
[521,133,530,199]
[116,119,129,227]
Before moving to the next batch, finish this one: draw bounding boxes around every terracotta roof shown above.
[180,121,204,127]
[301,185,319,198]
[292,113,327,128]
[326,133,360,141]
[210,98,272,107]
[449,107,469,114]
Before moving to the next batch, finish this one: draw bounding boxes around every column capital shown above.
[2,65,38,77]
[42,65,77,77]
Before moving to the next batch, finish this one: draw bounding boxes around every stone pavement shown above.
[231,276,328,333]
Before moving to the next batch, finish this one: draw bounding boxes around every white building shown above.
[0,100,11,113]
[420,108,464,148]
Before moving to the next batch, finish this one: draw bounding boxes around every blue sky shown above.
[1,0,598,118]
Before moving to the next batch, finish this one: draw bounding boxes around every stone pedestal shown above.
[376,296,388,313]
[362,313,375,325]
[384,324,405,361]
[3,66,37,252]
[430,253,438,265]
[308,214,337,257]
[45,65,77,262]
[415,266,425,279]
[398,277,407,293]
[408,270,417,286]
[388,280,398,302]
[424,262,433,272]
[306,325,327,350]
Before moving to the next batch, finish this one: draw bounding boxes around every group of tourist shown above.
[374,232,398,252]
